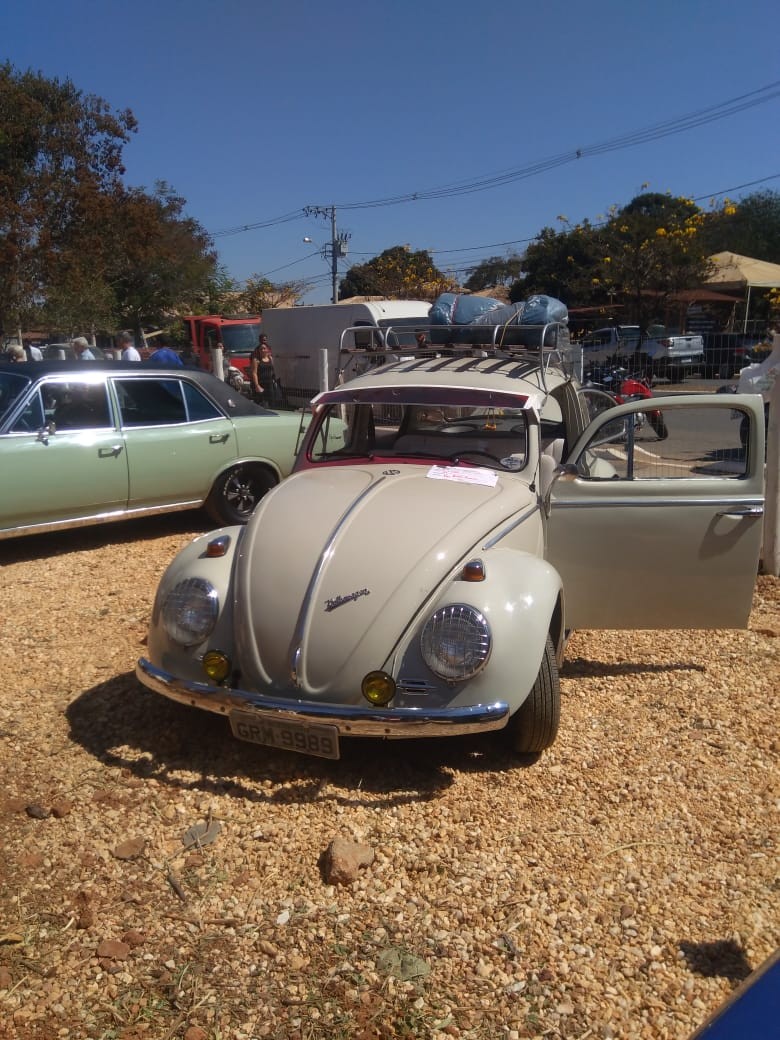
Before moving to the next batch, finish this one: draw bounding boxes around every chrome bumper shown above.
[136,658,509,739]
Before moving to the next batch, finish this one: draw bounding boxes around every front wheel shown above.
[206,464,276,525]
[505,635,560,754]
[647,411,669,440]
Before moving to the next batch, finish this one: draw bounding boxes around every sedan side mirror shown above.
[37,420,56,444]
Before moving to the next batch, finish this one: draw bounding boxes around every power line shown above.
[213,79,780,239]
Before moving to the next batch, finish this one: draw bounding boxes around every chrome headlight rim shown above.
[162,577,219,647]
[420,603,492,682]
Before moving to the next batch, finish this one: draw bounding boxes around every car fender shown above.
[147,525,244,683]
[394,546,563,714]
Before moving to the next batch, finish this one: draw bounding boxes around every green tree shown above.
[700,190,780,263]
[509,220,604,306]
[237,274,311,312]
[598,193,711,331]
[97,181,217,333]
[0,62,136,334]
[340,245,454,300]
[464,254,524,292]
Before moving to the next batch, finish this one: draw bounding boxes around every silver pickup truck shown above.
[581,324,704,380]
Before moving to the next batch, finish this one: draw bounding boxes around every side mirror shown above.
[37,420,56,444]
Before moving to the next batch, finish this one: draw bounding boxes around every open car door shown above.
[546,394,765,630]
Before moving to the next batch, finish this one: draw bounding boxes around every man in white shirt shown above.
[117,331,141,361]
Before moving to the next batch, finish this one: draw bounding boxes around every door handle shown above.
[716,506,763,518]
[209,433,230,444]
[98,445,124,458]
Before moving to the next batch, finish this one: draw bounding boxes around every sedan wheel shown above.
[505,635,560,754]
[206,465,276,525]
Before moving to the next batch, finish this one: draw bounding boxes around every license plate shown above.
[229,711,340,759]
[679,357,692,364]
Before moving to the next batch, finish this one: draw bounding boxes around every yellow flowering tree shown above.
[340,246,454,301]
[596,192,711,331]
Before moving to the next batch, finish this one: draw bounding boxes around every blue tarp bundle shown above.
[429,293,568,345]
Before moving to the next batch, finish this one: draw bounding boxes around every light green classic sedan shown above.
[0,360,307,539]
[137,332,766,761]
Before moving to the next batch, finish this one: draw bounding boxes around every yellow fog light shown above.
[361,671,396,706]
[202,650,231,683]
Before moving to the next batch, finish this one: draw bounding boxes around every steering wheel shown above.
[438,422,479,434]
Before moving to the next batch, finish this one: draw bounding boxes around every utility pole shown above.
[304,205,350,303]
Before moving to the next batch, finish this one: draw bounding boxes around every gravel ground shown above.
[0,513,778,1040]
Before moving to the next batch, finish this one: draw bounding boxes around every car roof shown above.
[0,360,272,417]
[316,351,571,410]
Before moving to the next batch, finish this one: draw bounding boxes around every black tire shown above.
[206,464,276,525]
[647,411,668,440]
[505,635,560,754]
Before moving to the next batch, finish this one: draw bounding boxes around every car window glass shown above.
[181,380,222,421]
[10,389,45,432]
[572,403,748,480]
[0,371,31,424]
[51,381,111,431]
[114,378,187,426]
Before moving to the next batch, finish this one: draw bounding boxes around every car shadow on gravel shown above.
[0,512,213,563]
[66,675,531,807]
[562,657,706,678]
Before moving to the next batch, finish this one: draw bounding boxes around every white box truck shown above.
[261,299,432,405]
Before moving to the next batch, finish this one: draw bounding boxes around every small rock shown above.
[258,940,279,957]
[96,939,131,961]
[19,852,45,868]
[122,930,145,948]
[3,798,28,813]
[0,966,13,989]
[322,838,375,885]
[78,910,96,930]
[25,803,50,820]
[184,1027,208,1040]
[50,800,73,819]
[112,837,146,861]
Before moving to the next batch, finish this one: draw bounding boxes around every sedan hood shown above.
[234,465,537,696]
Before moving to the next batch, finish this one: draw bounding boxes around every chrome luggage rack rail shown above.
[337,321,580,394]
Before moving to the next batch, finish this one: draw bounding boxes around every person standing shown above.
[72,336,95,360]
[249,335,280,406]
[147,336,183,367]
[117,331,141,361]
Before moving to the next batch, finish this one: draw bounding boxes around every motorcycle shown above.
[584,364,668,440]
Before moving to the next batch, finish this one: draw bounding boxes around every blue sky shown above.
[2,0,779,303]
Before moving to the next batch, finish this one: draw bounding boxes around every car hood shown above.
[234,465,537,697]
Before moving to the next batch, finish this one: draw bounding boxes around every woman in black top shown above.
[250,335,280,406]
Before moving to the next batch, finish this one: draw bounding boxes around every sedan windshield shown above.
[308,397,529,472]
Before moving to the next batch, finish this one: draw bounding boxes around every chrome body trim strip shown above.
[551,495,764,510]
[137,658,509,738]
[287,474,388,683]
[482,503,539,549]
[0,499,204,541]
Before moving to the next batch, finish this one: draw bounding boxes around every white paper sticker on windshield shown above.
[427,466,498,487]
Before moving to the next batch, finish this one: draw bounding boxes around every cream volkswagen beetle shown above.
[137,331,766,760]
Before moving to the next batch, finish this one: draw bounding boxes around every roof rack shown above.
[337,321,582,393]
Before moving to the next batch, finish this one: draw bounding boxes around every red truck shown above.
[183,314,262,387]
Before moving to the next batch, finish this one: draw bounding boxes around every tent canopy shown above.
[706,251,780,289]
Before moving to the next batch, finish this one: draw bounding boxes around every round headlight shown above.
[420,604,491,682]
[162,578,219,647]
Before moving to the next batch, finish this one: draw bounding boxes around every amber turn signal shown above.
[202,650,231,683]
[361,671,396,706]
[206,535,231,558]
[460,559,486,582]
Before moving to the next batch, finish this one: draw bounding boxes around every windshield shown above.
[0,371,31,424]
[307,393,529,472]
[221,324,262,356]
